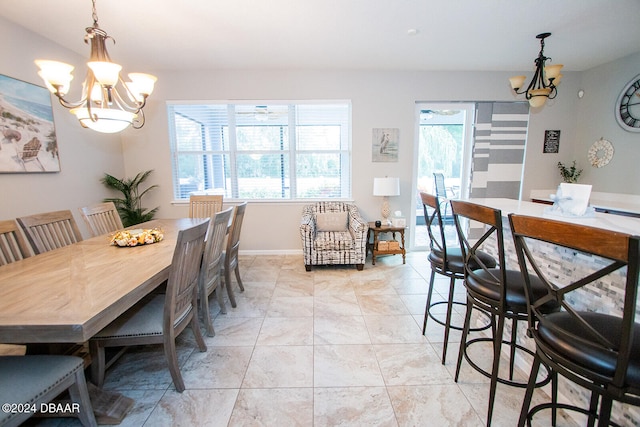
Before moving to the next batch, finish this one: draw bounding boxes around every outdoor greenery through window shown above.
[167,102,351,200]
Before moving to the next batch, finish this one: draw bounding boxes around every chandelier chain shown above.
[91,0,99,26]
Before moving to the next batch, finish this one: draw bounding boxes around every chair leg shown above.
[191,313,207,353]
[234,265,244,292]
[224,267,237,308]
[68,368,98,427]
[441,276,456,365]
[517,354,541,427]
[216,288,227,314]
[422,270,436,335]
[164,337,185,392]
[509,318,518,381]
[587,390,599,427]
[596,395,612,427]
[454,295,474,382]
[486,313,506,427]
[552,369,558,427]
[200,289,215,337]
[89,341,105,387]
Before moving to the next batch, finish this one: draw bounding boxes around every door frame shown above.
[410,102,476,251]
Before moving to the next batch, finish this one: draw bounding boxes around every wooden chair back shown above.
[0,220,32,265]
[226,202,247,266]
[79,202,124,237]
[198,207,233,336]
[189,194,224,218]
[16,210,82,255]
[509,213,639,392]
[165,219,209,349]
[450,200,506,305]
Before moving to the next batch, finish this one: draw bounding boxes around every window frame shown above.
[167,100,352,202]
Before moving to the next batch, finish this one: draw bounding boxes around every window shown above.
[167,102,351,200]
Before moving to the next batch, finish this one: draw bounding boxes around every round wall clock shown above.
[588,138,614,168]
[615,74,640,132]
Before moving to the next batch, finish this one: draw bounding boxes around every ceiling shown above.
[1,0,639,73]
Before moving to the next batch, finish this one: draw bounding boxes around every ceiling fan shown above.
[236,105,287,121]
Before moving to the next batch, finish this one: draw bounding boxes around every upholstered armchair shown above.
[300,202,368,271]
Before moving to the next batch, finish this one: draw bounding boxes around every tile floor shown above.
[32,252,585,427]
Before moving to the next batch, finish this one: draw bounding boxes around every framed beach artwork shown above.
[0,74,60,173]
[372,128,398,162]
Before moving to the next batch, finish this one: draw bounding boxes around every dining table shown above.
[0,217,208,423]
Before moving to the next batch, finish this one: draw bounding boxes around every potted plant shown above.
[557,161,583,183]
[101,170,159,227]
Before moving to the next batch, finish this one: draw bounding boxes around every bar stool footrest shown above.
[463,337,552,388]
[428,301,492,332]
[525,402,608,427]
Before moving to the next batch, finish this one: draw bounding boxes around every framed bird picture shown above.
[372,128,398,162]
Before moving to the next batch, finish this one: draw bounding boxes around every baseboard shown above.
[238,249,303,256]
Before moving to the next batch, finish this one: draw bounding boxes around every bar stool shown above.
[420,192,495,365]
[450,200,558,427]
[510,213,640,427]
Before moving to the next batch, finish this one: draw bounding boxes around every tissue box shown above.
[391,217,406,227]
[377,241,389,250]
[388,240,400,250]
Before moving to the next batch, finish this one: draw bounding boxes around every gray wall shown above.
[1,16,638,252]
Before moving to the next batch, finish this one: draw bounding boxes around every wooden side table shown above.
[367,222,406,265]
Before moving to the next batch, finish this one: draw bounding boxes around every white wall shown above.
[572,51,640,193]
[2,17,638,252]
[121,69,582,252]
[0,17,125,238]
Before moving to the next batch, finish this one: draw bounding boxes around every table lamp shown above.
[373,177,400,225]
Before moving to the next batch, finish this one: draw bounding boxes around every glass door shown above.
[411,102,475,250]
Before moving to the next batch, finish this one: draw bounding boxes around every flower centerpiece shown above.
[111,228,164,247]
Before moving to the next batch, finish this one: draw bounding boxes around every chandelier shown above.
[35,0,156,133]
[509,33,563,108]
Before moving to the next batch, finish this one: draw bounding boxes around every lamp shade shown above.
[373,177,400,196]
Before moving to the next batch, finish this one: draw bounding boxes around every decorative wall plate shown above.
[587,138,614,168]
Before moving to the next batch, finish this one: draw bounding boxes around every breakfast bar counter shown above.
[464,198,639,424]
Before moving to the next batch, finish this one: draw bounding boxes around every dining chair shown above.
[79,201,124,237]
[198,207,233,336]
[510,214,640,427]
[0,219,32,265]
[420,192,494,365]
[89,219,209,392]
[189,194,224,218]
[222,202,247,308]
[0,355,97,427]
[450,200,557,427]
[0,220,31,355]
[16,210,83,254]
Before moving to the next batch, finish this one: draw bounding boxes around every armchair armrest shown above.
[300,212,316,237]
[347,210,368,238]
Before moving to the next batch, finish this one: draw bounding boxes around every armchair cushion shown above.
[314,231,354,251]
[316,212,349,232]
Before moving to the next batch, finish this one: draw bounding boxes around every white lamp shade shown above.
[544,64,563,80]
[509,75,526,90]
[128,73,157,96]
[373,177,400,196]
[35,60,75,94]
[88,61,122,87]
[528,88,552,108]
[71,107,135,133]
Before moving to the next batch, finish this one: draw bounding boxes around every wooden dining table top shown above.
[0,218,208,344]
